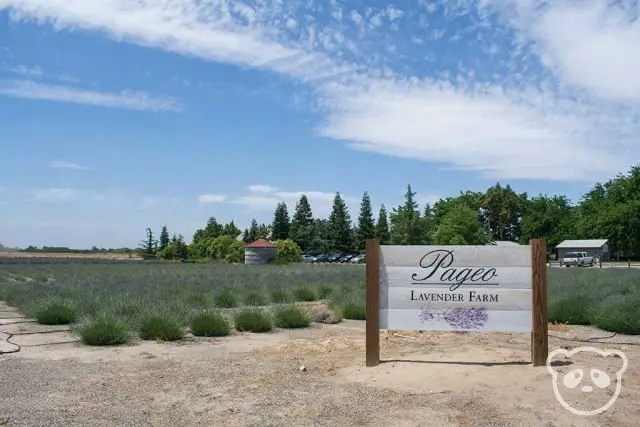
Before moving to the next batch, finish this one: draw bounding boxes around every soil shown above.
[1,301,638,426]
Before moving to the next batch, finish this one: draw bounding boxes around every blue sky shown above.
[1,0,639,248]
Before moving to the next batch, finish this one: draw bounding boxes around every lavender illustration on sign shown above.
[418,307,489,329]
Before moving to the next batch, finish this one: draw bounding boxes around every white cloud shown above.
[9,64,42,77]
[30,188,78,203]
[0,80,181,111]
[198,194,227,204]
[488,0,640,104]
[49,160,88,170]
[229,184,359,218]
[2,0,638,181]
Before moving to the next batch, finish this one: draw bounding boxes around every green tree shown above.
[139,228,157,257]
[390,185,424,245]
[248,219,259,242]
[482,183,528,242]
[204,217,224,239]
[328,192,353,252]
[242,229,251,244]
[289,195,315,252]
[520,195,576,250]
[433,205,487,245]
[310,219,330,254]
[356,191,375,250]
[208,235,237,260]
[159,225,170,251]
[274,239,303,263]
[375,204,391,245]
[222,221,241,238]
[271,202,291,240]
[225,241,245,263]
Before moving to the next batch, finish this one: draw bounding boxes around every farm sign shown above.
[365,239,548,367]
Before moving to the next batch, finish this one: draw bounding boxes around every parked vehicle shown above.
[350,254,366,264]
[561,251,594,267]
[303,255,316,263]
[314,254,331,263]
[337,253,357,263]
[328,253,343,263]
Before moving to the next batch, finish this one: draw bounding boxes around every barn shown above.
[244,239,278,265]
[555,239,610,262]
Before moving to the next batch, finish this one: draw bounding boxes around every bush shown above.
[318,284,333,299]
[274,305,312,328]
[548,296,593,325]
[294,286,317,302]
[214,290,237,308]
[208,235,236,260]
[35,298,78,325]
[273,239,303,264]
[341,300,366,320]
[243,292,267,306]
[225,241,245,264]
[138,311,184,341]
[270,289,292,303]
[590,296,640,335]
[190,311,232,337]
[233,309,273,333]
[77,312,131,346]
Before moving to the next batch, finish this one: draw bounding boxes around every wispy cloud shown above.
[198,194,227,204]
[29,188,78,203]
[49,160,88,170]
[229,184,359,217]
[0,80,181,112]
[1,0,638,181]
[9,64,42,77]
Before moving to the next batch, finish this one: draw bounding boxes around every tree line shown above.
[145,165,639,261]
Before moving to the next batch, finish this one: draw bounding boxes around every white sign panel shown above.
[379,245,532,332]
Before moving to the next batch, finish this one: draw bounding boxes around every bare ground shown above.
[1,301,638,427]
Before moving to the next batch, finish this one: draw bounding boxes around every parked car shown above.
[314,254,331,263]
[340,253,359,263]
[303,254,316,263]
[561,251,594,267]
[350,254,366,264]
[328,253,343,263]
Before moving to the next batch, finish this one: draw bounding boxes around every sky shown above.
[0,0,639,249]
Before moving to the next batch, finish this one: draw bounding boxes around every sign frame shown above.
[365,238,548,367]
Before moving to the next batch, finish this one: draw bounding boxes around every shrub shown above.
[233,309,273,333]
[243,292,267,306]
[208,235,236,260]
[138,311,184,341]
[341,300,366,320]
[35,298,78,325]
[77,312,131,346]
[190,311,232,337]
[273,239,303,264]
[270,289,292,303]
[184,292,211,308]
[274,305,312,328]
[225,241,245,264]
[214,290,237,308]
[318,284,333,299]
[590,296,640,335]
[548,296,593,325]
[294,286,317,302]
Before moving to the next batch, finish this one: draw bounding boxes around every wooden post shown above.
[365,238,380,367]
[531,239,549,367]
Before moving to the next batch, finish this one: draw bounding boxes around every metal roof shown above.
[245,239,277,248]
[556,239,608,249]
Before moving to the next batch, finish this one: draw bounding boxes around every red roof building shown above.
[245,239,277,249]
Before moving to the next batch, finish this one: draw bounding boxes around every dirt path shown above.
[1,302,638,426]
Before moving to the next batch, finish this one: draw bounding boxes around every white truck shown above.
[561,251,595,267]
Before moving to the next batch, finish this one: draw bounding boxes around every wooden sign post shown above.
[365,239,548,367]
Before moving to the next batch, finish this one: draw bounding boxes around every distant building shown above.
[555,239,610,261]
[244,239,278,265]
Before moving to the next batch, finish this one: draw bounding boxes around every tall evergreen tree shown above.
[222,220,241,238]
[375,204,391,244]
[390,185,424,244]
[139,227,157,256]
[242,229,251,244]
[356,191,375,250]
[159,225,170,251]
[204,217,224,238]
[271,202,290,240]
[289,195,315,252]
[328,192,353,252]
[248,218,259,242]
